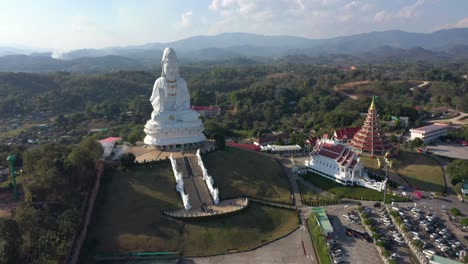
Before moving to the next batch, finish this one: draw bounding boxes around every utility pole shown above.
[7,155,18,200]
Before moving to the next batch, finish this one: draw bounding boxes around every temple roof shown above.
[311,139,360,169]
[349,98,392,155]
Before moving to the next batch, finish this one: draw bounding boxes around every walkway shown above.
[164,198,248,218]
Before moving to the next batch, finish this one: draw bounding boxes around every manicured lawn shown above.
[297,181,337,206]
[82,161,298,259]
[301,173,408,202]
[181,203,298,256]
[360,155,384,175]
[308,214,332,264]
[203,147,292,204]
[393,151,445,193]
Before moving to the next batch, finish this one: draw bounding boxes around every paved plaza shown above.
[429,142,468,160]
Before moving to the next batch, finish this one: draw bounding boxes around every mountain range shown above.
[1,28,468,72]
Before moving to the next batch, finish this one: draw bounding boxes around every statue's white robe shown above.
[150,77,190,115]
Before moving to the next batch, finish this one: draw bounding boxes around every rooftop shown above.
[334,127,360,140]
[411,123,449,133]
[226,142,260,151]
[430,254,462,264]
[269,144,301,151]
[312,207,334,234]
[191,106,221,111]
[99,137,122,143]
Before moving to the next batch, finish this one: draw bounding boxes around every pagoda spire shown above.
[369,96,376,111]
[348,96,392,156]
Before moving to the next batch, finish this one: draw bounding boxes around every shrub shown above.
[450,207,461,216]
[461,218,468,226]
[412,240,423,249]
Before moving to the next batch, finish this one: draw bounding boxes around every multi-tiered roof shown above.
[349,97,392,155]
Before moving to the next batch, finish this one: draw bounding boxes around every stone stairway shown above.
[176,155,214,209]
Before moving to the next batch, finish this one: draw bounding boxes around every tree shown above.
[447,159,468,185]
[0,218,20,264]
[461,218,468,227]
[214,134,226,150]
[409,138,424,149]
[120,153,136,168]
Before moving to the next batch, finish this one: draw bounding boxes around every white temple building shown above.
[306,138,386,192]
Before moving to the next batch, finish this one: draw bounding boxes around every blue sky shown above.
[1,0,468,51]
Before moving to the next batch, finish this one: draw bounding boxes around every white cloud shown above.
[436,17,468,30]
[373,0,425,23]
[180,11,193,29]
[207,0,377,38]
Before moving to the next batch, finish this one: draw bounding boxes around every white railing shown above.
[169,154,191,210]
[196,149,219,204]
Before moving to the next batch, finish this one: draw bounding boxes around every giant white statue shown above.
[144,48,205,149]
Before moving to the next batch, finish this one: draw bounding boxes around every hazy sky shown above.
[1,0,468,51]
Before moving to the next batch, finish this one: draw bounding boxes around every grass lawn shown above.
[203,147,292,204]
[393,151,445,193]
[82,160,298,259]
[360,155,384,176]
[297,181,337,206]
[301,173,408,202]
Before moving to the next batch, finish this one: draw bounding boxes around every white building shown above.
[410,123,450,143]
[306,138,386,192]
[261,144,302,155]
[99,137,125,160]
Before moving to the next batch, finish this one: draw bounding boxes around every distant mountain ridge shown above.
[1,28,468,72]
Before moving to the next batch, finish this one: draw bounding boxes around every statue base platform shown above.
[143,110,205,150]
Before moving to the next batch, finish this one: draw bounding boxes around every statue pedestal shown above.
[144,110,205,149]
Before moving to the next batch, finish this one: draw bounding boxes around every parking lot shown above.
[391,204,466,261]
[325,204,383,264]
[429,142,468,160]
[370,203,413,264]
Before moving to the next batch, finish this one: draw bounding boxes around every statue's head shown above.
[161,48,179,81]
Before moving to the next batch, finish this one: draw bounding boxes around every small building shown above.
[99,137,123,159]
[462,182,468,197]
[226,142,260,152]
[410,123,450,143]
[262,144,301,155]
[312,208,334,239]
[333,127,360,143]
[304,137,318,151]
[254,132,289,146]
[191,106,221,118]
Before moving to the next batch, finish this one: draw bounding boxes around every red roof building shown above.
[226,142,260,152]
[334,127,360,142]
[254,132,290,146]
[191,106,221,118]
[349,98,392,155]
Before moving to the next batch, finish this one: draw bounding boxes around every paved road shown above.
[188,228,316,264]
[429,111,468,126]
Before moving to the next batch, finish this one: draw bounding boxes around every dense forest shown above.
[0,62,467,143]
[0,138,102,263]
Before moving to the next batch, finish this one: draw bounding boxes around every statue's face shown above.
[164,61,178,81]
